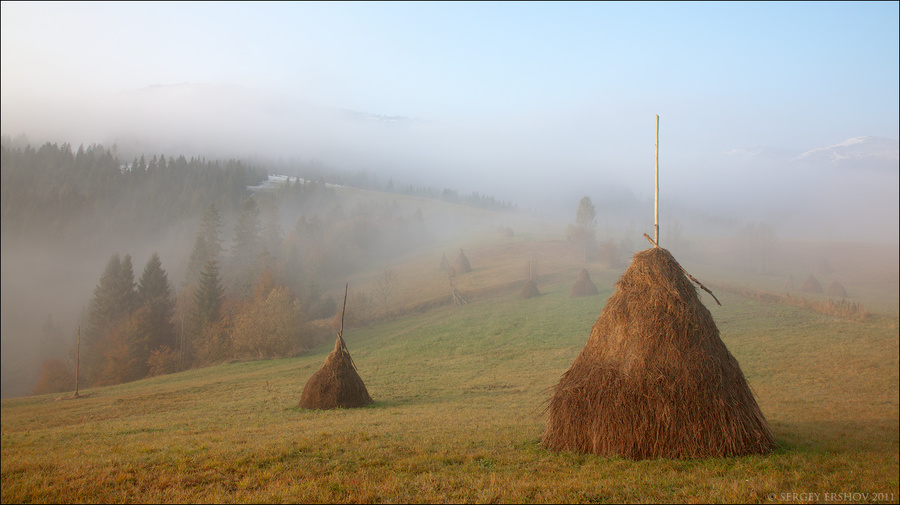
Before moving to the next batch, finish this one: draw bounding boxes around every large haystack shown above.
[825,280,848,298]
[542,246,775,459]
[569,268,599,297]
[453,249,471,274]
[801,274,823,293]
[299,336,373,410]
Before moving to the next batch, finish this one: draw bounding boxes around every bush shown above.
[32,359,75,395]
[146,346,180,377]
[231,286,311,359]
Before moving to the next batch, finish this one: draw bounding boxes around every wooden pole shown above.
[339,283,348,339]
[73,325,80,398]
[654,114,660,247]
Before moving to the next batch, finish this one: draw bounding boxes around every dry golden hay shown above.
[453,248,472,274]
[569,268,599,297]
[520,279,541,298]
[801,274,823,293]
[825,280,848,298]
[298,336,373,410]
[542,246,775,459]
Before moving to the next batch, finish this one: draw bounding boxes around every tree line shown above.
[8,140,444,395]
[0,138,267,244]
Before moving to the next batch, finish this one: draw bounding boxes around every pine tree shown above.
[83,253,137,384]
[184,203,223,287]
[228,196,261,296]
[186,258,226,366]
[137,252,176,353]
[118,254,139,315]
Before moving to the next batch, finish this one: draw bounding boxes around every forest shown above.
[0,138,516,398]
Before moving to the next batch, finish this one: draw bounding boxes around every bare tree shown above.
[373,266,398,317]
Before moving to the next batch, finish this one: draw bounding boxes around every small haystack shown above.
[520,279,541,298]
[542,246,775,459]
[298,336,373,410]
[801,274,823,293]
[520,259,541,298]
[299,285,373,410]
[784,274,796,292]
[453,248,471,274]
[825,280,848,298]
[569,268,599,297]
[439,252,450,271]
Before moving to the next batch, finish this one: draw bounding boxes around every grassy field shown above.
[2,232,898,504]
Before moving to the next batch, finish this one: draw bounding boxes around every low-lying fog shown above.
[1,84,898,399]
[2,85,900,396]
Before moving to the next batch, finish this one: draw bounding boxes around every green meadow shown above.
[2,234,898,504]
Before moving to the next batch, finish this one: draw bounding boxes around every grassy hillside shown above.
[2,227,898,503]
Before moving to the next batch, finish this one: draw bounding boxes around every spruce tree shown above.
[118,254,139,316]
[184,203,223,287]
[137,252,176,353]
[228,196,261,296]
[83,253,137,384]
[185,258,226,366]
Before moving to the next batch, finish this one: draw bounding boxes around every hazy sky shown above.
[3,1,898,133]
[2,1,898,236]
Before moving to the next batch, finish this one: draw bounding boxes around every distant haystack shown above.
[520,259,541,298]
[825,280,848,298]
[520,279,541,298]
[542,247,775,459]
[299,336,373,410]
[439,252,450,271]
[801,274,823,293]
[784,274,796,292]
[569,268,599,297]
[453,249,471,274]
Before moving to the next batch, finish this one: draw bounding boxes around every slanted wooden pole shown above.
[339,283,348,339]
[654,114,660,247]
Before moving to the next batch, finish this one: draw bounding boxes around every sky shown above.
[1,1,898,234]
[2,2,897,126]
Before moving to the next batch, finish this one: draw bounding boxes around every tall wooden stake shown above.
[654,114,660,247]
[339,283,348,339]
[73,325,80,398]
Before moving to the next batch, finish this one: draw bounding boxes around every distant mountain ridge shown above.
[793,136,899,168]
[726,135,898,171]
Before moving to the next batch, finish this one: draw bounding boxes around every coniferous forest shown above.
[2,137,504,398]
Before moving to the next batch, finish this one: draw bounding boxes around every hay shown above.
[520,279,541,298]
[542,247,775,459]
[298,336,373,410]
[439,252,450,271]
[801,274,823,293]
[825,280,848,298]
[453,249,471,274]
[784,274,795,292]
[569,268,599,297]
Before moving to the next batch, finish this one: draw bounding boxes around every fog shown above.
[2,84,897,397]
[2,2,898,398]
[4,82,898,239]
